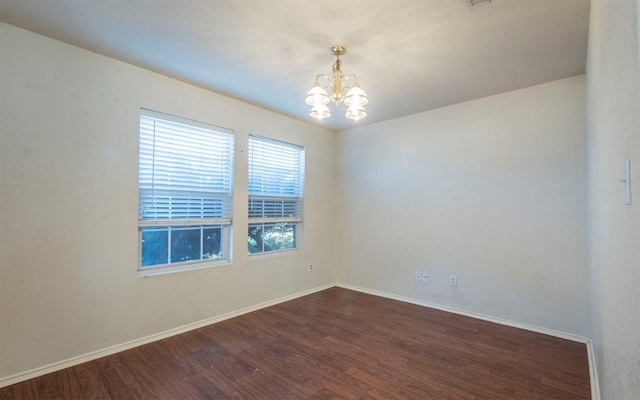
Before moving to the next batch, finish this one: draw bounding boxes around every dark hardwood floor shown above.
[1,287,591,399]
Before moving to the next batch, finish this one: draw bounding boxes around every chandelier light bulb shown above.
[310,104,331,119]
[345,105,366,121]
[305,83,330,106]
[306,45,367,121]
[344,83,368,107]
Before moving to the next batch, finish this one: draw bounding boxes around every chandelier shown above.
[305,45,368,121]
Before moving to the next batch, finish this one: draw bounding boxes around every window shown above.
[248,135,305,254]
[138,109,234,271]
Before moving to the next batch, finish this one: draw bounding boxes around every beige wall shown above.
[0,23,337,379]
[6,11,629,389]
[336,75,589,336]
[587,0,640,397]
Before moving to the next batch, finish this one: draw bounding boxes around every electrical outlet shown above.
[449,275,457,286]
[421,273,429,283]
[416,271,422,282]
[308,263,313,272]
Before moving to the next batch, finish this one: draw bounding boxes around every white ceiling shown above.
[0,0,590,131]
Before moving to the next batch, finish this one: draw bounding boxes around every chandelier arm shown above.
[341,74,360,91]
[315,73,333,89]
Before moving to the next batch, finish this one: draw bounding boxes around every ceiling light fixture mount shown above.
[305,45,368,121]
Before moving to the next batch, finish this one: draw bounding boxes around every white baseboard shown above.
[337,283,600,399]
[586,339,601,400]
[337,283,589,342]
[0,283,335,388]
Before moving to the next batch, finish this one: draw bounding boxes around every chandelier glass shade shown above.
[305,45,368,121]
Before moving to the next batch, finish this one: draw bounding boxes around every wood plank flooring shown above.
[1,287,591,399]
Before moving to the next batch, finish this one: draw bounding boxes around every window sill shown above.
[247,248,299,261]
[138,259,230,278]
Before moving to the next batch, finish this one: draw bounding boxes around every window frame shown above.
[137,109,234,275]
[247,134,305,256]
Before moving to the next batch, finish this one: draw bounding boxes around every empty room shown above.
[1,0,639,399]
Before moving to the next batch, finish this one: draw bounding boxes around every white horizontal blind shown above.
[248,135,304,223]
[139,109,234,225]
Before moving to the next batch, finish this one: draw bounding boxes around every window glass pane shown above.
[203,227,222,259]
[141,228,168,267]
[141,225,224,269]
[267,223,295,251]
[248,225,264,254]
[170,227,201,264]
[248,223,296,254]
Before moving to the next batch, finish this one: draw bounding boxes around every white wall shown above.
[337,75,589,336]
[0,23,337,380]
[586,0,640,397]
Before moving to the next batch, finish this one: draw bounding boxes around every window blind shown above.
[248,135,304,223]
[139,109,234,225]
